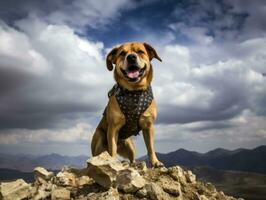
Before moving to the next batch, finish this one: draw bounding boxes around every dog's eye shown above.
[137,50,145,54]
[119,51,126,57]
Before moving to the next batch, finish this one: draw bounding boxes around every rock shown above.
[185,170,196,183]
[116,168,146,193]
[87,188,119,200]
[159,167,168,174]
[33,190,51,200]
[131,161,147,173]
[168,166,187,184]
[77,175,93,187]
[145,182,170,200]
[0,179,31,200]
[34,167,54,182]
[200,195,209,200]
[162,181,182,197]
[51,188,70,200]
[1,152,242,200]
[87,151,124,188]
[136,188,147,198]
[54,171,77,187]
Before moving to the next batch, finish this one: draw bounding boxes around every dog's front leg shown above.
[107,124,120,157]
[141,120,164,168]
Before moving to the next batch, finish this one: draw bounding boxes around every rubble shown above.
[0,151,244,200]
[0,179,31,200]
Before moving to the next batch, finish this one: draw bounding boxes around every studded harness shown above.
[104,84,154,140]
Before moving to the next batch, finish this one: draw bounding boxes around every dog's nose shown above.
[127,54,137,63]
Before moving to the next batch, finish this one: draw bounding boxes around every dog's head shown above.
[106,42,161,89]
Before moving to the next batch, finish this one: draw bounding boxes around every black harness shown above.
[105,84,153,140]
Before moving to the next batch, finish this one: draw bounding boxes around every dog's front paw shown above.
[150,159,164,168]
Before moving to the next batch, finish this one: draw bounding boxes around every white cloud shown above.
[0,16,114,130]
[0,122,93,145]
[0,22,50,75]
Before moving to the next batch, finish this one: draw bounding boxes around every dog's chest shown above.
[108,84,153,139]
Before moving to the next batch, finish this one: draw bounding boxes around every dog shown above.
[91,42,163,167]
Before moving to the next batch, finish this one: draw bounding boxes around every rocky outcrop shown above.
[0,151,244,200]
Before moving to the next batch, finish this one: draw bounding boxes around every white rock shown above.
[185,170,196,183]
[168,166,187,184]
[0,179,31,200]
[55,171,77,187]
[87,151,124,188]
[51,188,70,200]
[116,168,146,193]
[145,182,169,200]
[34,167,54,182]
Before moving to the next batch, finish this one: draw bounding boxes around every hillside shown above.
[140,145,266,174]
[192,166,266,200]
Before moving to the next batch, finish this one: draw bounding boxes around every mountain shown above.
[139,145,266,174]
[0,153,88,172]
[1,145,265,174]
[192,166,266,200]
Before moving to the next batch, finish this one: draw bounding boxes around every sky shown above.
[0,0,266,157]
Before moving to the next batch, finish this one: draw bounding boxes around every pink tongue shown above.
[127,71,139,78]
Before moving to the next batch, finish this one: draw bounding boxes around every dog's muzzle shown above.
[121,65,146,82]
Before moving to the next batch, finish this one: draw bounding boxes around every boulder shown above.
[145,182,170,200]
[87,151,124,188]
[168,166,187,184]
[34,167,54,182]
[0,179,31,200]
[77,175,93,187]
[162,181,182,197]
[185,170,196,183]
[116,168,146,193]
[33,189,51,200]
[51,188,70,200]
[54,171,77,187]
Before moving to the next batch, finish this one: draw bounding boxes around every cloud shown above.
[0,0,266,155]
[0,17,113,129]
[0,122,93,145]
[151,110,266,153]
[153,36,266,124]
[0,0,133,32]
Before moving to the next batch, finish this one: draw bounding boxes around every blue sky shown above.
[0,0,266,156]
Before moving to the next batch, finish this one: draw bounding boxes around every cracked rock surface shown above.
[0,151,244,200]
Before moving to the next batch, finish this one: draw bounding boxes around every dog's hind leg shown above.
[117,137,136,163]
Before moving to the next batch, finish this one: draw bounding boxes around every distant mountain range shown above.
[140,145,266,174]
[0,145,266,174]
[0,153,88,172]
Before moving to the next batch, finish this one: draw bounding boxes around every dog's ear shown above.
[106,46,119,71]
[144,43,162,62]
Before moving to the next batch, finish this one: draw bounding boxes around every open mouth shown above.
[121,65,146,82]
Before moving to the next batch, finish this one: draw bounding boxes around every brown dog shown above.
[91,42,163,167]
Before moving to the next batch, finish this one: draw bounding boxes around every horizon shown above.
[1,144,265,157]
[0,0,266,157]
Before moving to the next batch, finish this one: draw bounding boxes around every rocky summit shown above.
[0,151,244,200]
